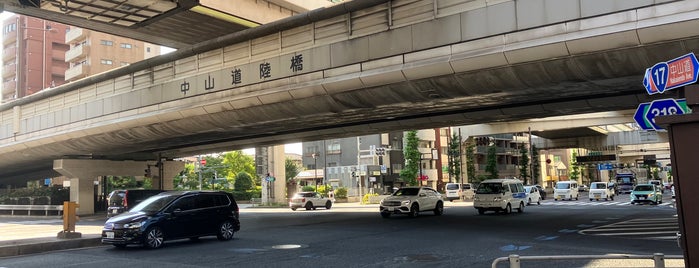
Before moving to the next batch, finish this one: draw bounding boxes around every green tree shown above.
[174,163,200,190]
[233,172,255,191]
[519,146,530,184]
[285,157,300,183]
[108,176,138,189]
[400,130,420,186]
[531,145,541,185]
[485,145,498,179]
[570,151,580,182]
[448,133,462,183]
[466,141,476,183]
[222,151,256,180]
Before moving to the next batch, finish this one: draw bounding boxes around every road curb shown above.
[0,236,102,258]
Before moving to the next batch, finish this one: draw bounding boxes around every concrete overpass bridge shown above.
[0,0,697,212]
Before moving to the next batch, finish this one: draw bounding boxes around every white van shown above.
[473,179,527,215]
[554,181,579,201]
[444,183,475,201]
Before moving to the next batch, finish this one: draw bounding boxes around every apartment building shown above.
[1,15,160,103]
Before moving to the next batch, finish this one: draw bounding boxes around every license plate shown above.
[558,195,565,199]
[112,209,118,214]
[594,194,601,197]
[387,207,394,212]
[106,232,114,239]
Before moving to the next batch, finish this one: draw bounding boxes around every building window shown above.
[327,143,341,154]
[100,59,113,65]
[100,40,113,46]
[120,43,132,49]
[146,47,151,53]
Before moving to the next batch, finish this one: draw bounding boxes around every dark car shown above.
[107,189,165,217]
[101,191,240,249]
[534,185,547,200]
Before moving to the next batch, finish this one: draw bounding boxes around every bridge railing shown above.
[491,253,684,268]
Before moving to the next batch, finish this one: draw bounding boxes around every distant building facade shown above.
[1,15,160,103]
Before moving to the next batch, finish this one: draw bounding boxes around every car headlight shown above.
[123,221,143,229]
[401,200,411,206]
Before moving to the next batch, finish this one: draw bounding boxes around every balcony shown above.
[2,81,16,95]
[2,47,16,62]
[65,64,89,81]
[65,45,89,62]
[2,66,16,79]
[65,28,86,44]
[3,32,16,46]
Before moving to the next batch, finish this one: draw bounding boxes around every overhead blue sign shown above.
[597,163,614,171]
[644,98,685,130]
[644,53,699,95]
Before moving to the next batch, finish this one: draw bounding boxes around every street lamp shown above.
[312,153,318,191]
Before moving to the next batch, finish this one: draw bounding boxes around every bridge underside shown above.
[0,1,697,185]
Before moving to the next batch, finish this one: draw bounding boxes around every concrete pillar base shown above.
[57,231,82,239]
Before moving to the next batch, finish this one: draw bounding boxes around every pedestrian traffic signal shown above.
[376,147,386,156]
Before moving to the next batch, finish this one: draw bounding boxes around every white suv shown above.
[379,187,444,218]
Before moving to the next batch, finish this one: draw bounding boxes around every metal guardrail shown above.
[492,253,684,268]
[0,204,63,216]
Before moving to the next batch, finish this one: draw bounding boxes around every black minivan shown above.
[101,191,240,249]
[107,189,164,217]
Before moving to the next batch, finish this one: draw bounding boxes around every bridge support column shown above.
[54,159,185,215]
[256,145,286,205]
[69,178,94,216]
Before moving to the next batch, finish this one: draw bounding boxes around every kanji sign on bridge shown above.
[644,52,699,95]
[644,99,686,130]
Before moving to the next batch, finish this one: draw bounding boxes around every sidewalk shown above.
[0,213,105,257]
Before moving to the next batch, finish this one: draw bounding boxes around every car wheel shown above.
[409,204,419,218]
[504,204,512,214]
[381,212,391,218]
[113,244,127,248]
[517,202,524,213]
[325,201,332,210]
[217,220,235,241]
[590,198,593,201]
[528,198,531,205]
[537,199,541,205]
[144,226,165,249]
[610,195,614,201]
[433,202,444,216]
[305,202,313,210]
[291,208,297,211]
[477,208,485,215]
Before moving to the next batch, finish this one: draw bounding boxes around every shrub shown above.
[334,187,348,198]
[362,193,378,204]
[301,185,315,192]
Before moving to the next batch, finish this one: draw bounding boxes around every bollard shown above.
[508,254,521,268]
[57,201,82,239]
[653,253,665,268]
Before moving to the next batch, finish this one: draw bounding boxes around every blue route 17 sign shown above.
[644,53,699,95]
[644,98,685,130]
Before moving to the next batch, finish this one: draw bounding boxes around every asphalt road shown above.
[0,193,683,268]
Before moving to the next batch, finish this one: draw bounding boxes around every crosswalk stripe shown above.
[580,216,679,241]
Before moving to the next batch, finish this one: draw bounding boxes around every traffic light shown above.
[376,147,385,156]
[144,168,152,177]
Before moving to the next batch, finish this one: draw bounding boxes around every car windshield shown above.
[476,183,504,194]
[634,185,655,192]
[556,183,571,189]
[393,188,420,196]
[446,184,459,190]
[129,194,179,214]
[524,186,532,192]
[590,183,606,189]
